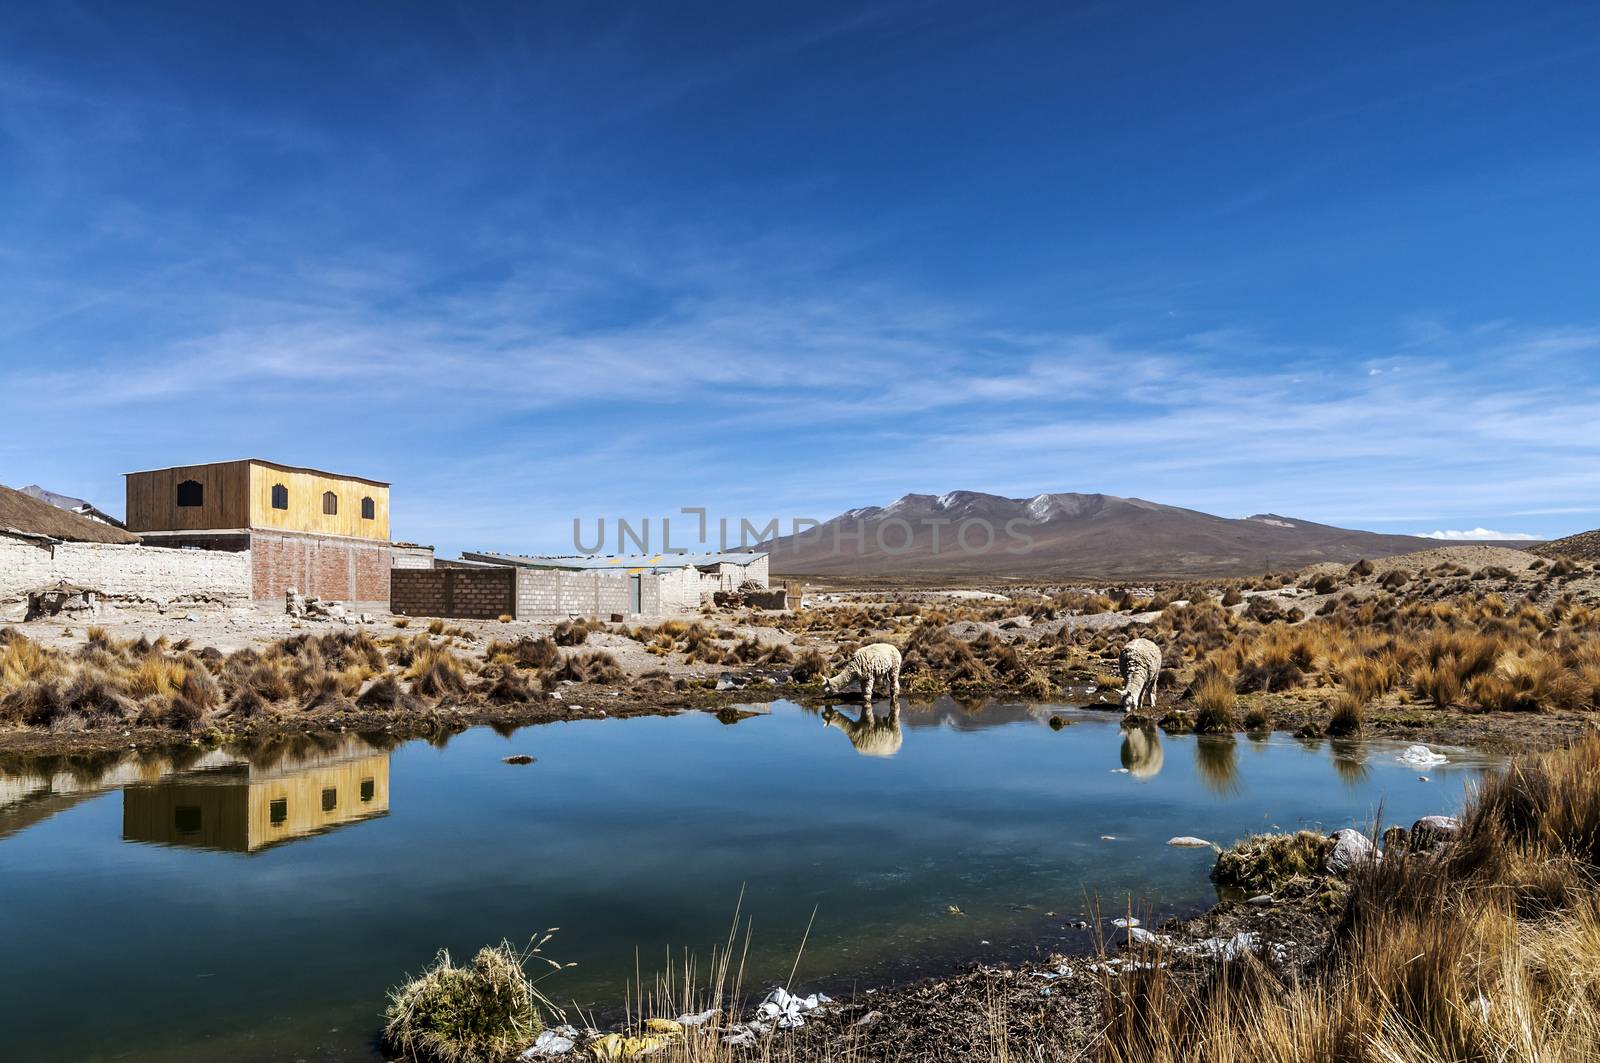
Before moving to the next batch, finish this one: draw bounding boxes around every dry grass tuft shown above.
[384,935,565,1063]
[1102,732,1600,1063]
[1191,670,1237,733]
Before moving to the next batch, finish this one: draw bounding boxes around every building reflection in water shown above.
[1119,724,1164,779]
[121,735,390,852]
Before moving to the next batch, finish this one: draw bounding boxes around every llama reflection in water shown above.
[1119,724,1164,779]
[821,700,904,757]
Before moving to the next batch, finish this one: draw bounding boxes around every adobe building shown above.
[125,459,392,605]
[121,736,389,853]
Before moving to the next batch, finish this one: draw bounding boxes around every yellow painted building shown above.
[122,740,390,853]
[125,459,390,540]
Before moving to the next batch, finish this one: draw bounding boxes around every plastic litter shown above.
[520,1029,576,1057]
[1398,744,1448,767]
[588,1032,676,1060]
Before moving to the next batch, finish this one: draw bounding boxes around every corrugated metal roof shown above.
[462,551,764,571]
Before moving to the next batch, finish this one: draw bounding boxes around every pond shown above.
[0,701,1501,1062]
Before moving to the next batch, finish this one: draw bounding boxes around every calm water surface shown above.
[0,701,1501,1062]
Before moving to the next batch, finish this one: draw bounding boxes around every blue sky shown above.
[3,2,1599,557]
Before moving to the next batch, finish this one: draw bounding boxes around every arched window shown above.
[361,496,375,520]
[322,491,338,515]
[270,483,288,510]
[176,480,203,507]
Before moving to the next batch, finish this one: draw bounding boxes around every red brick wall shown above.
[249,531,391,604]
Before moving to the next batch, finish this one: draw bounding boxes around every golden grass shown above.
[1100,731,1600,1063]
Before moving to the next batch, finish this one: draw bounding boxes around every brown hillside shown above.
[759,491,1445,578]
[1532,528,1600,562]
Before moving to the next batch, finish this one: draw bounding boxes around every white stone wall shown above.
[649,567,705,612]
[0,537,252,606]
[507,556,767,619]
[390,545,436,570]
[693,556,770,598]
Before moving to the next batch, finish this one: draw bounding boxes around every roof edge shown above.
[122,459,390,487]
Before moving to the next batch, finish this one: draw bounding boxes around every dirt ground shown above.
[4,542,1599,758]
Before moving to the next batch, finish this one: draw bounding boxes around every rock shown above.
[285,588,306,618]
[357,612,376,624]
[1409,815,1461,849]
[1246,893,1274,906]
[715,673,744,691]
[1326,828,1381,874]
[184,612,200,622]
[1167,836,1214,848]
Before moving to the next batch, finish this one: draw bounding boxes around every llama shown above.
[1119,637,1162,712]
[821,643,902,704]
[821,703,903,757]
[1120,724,1164,779]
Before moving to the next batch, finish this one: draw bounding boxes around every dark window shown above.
[321,787,337,812]
[269,798,288,825]
[361,496,375,520]
[174,806,202,834]
[176,480,203,507]
[322,491,337,516]
[271,483,288,510]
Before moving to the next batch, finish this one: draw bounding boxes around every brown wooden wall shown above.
[125,461,253,533]
[125,461,389,540]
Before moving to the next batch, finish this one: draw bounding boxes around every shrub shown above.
[487,637,561,672]
[549,651,623,686]
[1349,559,1375,577]
[357,676,425,713]
[1326,691,1364,736]
[789,649,828,683]
[551,619,595,647]
[1220,586,1243,607]
[408,647,469,700]
[484,669,540,705]
[1210,830,1334,892]
[1191,671,1237,733]
[383,942,548,1063]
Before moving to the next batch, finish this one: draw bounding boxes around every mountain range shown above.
[757,491,1495,578]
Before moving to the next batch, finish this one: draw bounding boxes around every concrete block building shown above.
[125,460,393,605]
[389,551,770,620]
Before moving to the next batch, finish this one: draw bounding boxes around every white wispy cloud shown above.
[1421,528,1542,541]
